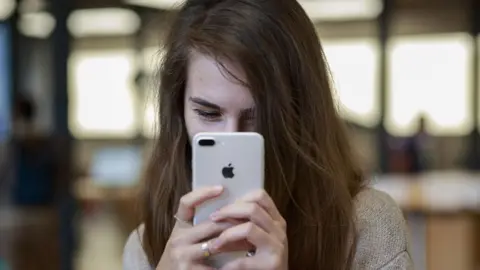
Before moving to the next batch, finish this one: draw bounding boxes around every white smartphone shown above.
[192,132,265,267]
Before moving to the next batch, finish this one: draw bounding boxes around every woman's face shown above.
[184,51,256,141]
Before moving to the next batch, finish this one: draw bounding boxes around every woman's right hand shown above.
[156,185,227,270]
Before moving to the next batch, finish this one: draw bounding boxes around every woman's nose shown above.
[224,118,240,132]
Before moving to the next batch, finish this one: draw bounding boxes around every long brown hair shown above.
[141,0,365,269]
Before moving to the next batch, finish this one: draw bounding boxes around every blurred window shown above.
[386,33,473,136]
[69,49,137,138]
[323,38,380,127]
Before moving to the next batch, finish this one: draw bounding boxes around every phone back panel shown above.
[192,132,265,225]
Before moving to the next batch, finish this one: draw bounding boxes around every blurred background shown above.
[0,0,479,269]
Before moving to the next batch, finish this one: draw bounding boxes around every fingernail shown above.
[213,185,223,191]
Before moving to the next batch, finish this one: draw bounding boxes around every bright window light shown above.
[0,0,15,20]
[67,8,140,37]
[124,0,183,10]
[69,50,138,138]
[300,0,382,21]
[386,33,473,136]
[323,38,380,127]
[18,12,56,38]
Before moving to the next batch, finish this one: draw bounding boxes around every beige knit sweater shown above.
[123,188,413,269]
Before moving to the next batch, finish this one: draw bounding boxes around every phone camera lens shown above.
[198,139,215,146]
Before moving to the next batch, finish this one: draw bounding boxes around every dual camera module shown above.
[198,139,215,146]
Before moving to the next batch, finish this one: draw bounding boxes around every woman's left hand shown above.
[209,189,288,270]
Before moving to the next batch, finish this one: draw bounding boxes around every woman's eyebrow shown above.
[188,96,221,110]
[242,107,255,115]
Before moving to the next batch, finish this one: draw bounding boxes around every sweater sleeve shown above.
[123,224,154,270]
[352,188,414,270]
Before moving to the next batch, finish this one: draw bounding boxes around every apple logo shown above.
[222,163,235,179]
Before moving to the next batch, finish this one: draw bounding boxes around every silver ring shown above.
[201,242,211,258]
[246,250,256,257]
[173,214,191,225]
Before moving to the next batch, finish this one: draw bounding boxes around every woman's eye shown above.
[194,109,222,121]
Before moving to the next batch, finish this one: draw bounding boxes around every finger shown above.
[220,257,258,270]
[174,237,250,261]
[175,186,224,222]
[192,220,253,252]
[241,190,284,223]
[191,266,216,270]
[183,240,253,260]
[216,239,255,253]
[211,222,280,252]
[210,202,275,233]
[178,240,217,261]
[181,221,234,244]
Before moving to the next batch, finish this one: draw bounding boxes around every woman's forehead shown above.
[186,51,255,112]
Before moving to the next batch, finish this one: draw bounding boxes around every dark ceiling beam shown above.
[70,0,166,11]
[66,0,476,50]
[69,0,470,11]
[73,0,125,9]
[391,7,470,35]
[316,20,377,39]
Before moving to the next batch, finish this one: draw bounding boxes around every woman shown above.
[124,0,412,269]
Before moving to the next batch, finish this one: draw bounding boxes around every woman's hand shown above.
[157,185,231,270]
[208,189,288,270]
